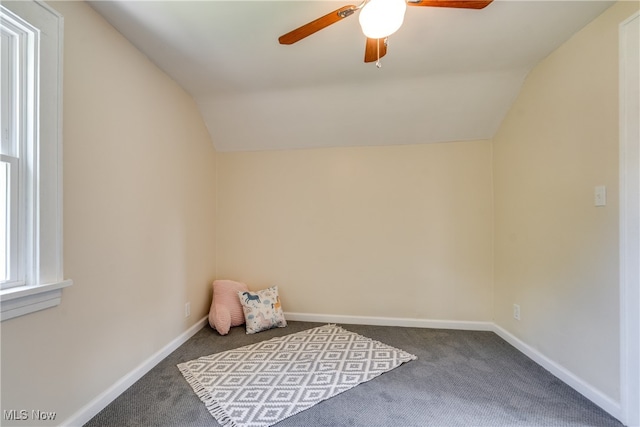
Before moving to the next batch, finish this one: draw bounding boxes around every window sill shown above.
[0,279,73,321]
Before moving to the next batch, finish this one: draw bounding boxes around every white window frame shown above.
[0,1,71,321]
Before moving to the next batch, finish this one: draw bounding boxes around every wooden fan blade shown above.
[407,0,492,9]
[364,38,388,63]
[278,5,357,45]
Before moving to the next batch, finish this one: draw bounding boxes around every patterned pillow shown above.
[237,286,287,334]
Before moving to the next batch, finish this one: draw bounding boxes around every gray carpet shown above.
[85,321,623,427]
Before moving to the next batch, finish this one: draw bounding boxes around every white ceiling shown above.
[88,0,613,152]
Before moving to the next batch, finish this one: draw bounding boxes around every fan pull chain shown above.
[376,38,382,68]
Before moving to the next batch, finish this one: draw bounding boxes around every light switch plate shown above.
[595,186,606,207]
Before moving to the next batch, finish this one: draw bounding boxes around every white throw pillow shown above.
[238,286,287,334]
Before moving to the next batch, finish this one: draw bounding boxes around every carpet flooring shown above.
[85,321,623,427]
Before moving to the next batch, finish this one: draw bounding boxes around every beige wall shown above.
[216,141,494,321]
[0,2,217,424]
[493,1,639,401]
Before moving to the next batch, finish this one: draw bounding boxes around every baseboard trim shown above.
[492,324,622,422]
[60,316,208,427]
[284,311,494,331]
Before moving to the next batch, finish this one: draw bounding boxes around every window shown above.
[0,1,71,321]
[1,7,35,291]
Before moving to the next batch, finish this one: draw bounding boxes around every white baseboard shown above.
[492,324,622,422]
[60,316,208,427]
[284,311,494,331]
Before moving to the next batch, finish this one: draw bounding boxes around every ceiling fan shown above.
[278,0,493,66]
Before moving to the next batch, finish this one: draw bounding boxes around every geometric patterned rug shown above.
[177,324,417,427]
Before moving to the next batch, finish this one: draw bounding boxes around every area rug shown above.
[177,324,416,427]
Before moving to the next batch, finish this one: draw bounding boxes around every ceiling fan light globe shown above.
[359,0,407,39]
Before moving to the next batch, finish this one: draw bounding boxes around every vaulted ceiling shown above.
[88,0,613,152]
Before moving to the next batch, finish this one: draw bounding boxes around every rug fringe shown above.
[177,363,237,427]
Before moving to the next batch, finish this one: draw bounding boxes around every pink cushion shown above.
[208,280,249,335]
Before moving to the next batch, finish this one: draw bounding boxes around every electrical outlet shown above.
[185,302,191,318]
[513,304,521,321]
